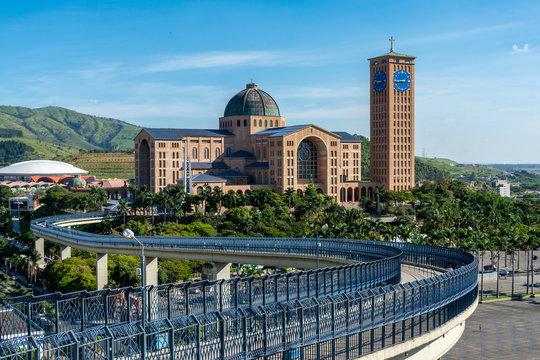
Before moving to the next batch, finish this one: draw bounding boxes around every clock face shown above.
[393,69,411,92]
[298,145,310,161]
[372,70,387,93]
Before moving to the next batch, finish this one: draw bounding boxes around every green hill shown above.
[0,106,140,151]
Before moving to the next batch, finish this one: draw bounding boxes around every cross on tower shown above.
[389,36,395,52]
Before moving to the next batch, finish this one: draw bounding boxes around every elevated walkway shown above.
[0,211,481,360]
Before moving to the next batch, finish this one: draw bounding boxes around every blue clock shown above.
[372,70,387,93]
[393,69,411,92]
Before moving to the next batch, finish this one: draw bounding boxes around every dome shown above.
[68,176,87,187]
[0,160,88,176]
[224,83,280,117]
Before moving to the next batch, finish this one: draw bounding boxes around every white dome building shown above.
[0,160,88,182]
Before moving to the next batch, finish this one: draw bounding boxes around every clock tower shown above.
[369,37,415,191]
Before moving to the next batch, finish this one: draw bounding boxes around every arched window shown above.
[297,139,318,181]
[259,119,262,127]
[270,120,273,127]
[253,119,257,127]
[215,148,221,158]
[204,148,209,159]
[192,147,198,159]
[226,147,231,155]
[264,120,268,127]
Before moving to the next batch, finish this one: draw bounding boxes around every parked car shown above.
[498,269,509,276]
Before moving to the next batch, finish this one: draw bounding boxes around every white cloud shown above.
[512,44,529,54]
[89,99,98,104]
[141,51,327,73]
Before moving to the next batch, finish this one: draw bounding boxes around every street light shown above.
[122,228,146,326]
[316,224,328,269]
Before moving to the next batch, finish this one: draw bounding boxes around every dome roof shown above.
[224,83,280,117]
[68,176,87,187]
[0,160,88,176]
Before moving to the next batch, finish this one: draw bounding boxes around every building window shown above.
[264,120,268,127]
[204,147,209,159]
[253,119,257,127]
[270,120,273,127]
[192,148,197,159]
[244,119,247,127]
[259,120,262,127]
[297,139,318,181]
[215,148,221,158]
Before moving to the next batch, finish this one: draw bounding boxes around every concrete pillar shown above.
[96,253,108,289]
[202,262,231,280]
[60,245,71,260]
[145,256,159,286]
[35,238,45,266]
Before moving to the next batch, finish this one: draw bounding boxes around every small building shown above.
[492,180,511,197]
[8,197,36,214]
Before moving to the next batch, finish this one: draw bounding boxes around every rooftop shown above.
[143,128,233,139]
[0,160,88,176]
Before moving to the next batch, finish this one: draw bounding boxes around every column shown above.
[60,245,71,260]
[96,253,108,289]
[35,238,45,266]
[203,262,231,281]
[145,256,159,286]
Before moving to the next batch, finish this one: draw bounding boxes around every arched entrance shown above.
[138,139,151,188]
[347,188,353,202]
[361,187,366,198]
[296,136,328,192]
[354,188,359,201]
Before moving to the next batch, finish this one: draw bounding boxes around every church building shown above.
[134,42,414,200]
[135,82,373,201]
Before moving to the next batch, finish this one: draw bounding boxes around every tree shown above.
[211,186,224,214]
[118,199,129,225]
[89,187,108,210]
[44,257,96,292]
[282,188,298,211]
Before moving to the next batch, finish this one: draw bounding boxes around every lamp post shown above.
[122,228,145,327]
[316,224,328,269]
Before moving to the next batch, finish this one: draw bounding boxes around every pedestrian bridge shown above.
[0,212,478,359]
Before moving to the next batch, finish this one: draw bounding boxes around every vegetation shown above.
[63,151,134,179]
[510,171,540,192]
[0,137,78,161]
[0,128,23,138]
[20,179,536,294]
[0,140,34,166]
[0,105,140,153]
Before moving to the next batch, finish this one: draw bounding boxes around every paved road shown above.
[444,297,540,360]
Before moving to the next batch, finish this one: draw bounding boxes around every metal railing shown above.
[0,212,478,359]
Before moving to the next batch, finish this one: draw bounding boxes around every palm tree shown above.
[160,189,174,223]
[118,199,129,225]
[89,186,108,210]
[212,186,224,214]
[223,190,237,210]
[529,231,539,295]
[283,188,297,211]
[476,232,492,303]
[493,235,507,298]
[127,183,138,201]
[200,187,212,215]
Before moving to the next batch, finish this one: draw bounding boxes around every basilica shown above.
[135,82,376,202]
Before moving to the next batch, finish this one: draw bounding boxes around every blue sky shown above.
[1,0,539,163]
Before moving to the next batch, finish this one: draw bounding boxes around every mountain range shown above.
[0,105,140,151]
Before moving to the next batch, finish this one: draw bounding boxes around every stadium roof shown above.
[0,160,88,176]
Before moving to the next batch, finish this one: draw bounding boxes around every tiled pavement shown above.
[444,298,540,360]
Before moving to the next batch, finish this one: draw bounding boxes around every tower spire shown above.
[389,36,395,52]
